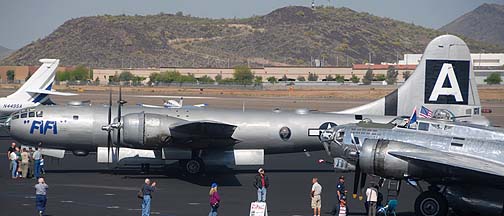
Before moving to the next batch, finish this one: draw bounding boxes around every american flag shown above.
[419,106,433,118]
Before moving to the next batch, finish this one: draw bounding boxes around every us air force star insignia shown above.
[308,122,337,140]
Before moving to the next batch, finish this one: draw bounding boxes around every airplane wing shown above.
[389,151,504,178]
[137,104,164,109]
[169,121,238,148]
[26,89,77,96]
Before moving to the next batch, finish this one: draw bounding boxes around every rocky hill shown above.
[0,45,12,60]
[440,3,504,46]
[2,6,502,67]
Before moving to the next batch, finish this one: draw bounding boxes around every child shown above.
[339,196,347,216]
[40,158,46,175]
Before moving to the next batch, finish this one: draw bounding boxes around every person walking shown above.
[208,183,221,216]
[338,196,347,216]
[254,168,269,202]
[311,177,322,216]
[331,176,347,215]
[366,183,378,216]
[20,148,30,178]
[35,177,48,216]
[33,147,42,179]
[28,147,35,178]
[9,147,18,179]
[141,178,156,216]
[15,147,21,177]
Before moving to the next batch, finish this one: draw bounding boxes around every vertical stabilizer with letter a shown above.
[338,35,485,124]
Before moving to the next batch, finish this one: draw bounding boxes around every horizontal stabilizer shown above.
[389,151,504,178]
[26,89,77,96]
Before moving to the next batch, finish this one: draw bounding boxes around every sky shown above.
[0,0,503,49]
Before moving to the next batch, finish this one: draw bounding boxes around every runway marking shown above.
[106,206,120,209]
[22,203,30,206]
[187,202,200,205]
[132,95,217,99]
[127,208,142,211]
[60,200,74,203]
[104,193,115,196]
[151,212,161,215]
[24,196,35,199]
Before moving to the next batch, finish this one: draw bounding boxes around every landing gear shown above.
[180,158,205,175]
[414,191,448,216]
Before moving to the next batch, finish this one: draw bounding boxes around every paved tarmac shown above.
[0,88,503,215]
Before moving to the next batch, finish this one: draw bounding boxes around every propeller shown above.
[349,132,366,200]
[115,86,127,161]
[101,90,113,164]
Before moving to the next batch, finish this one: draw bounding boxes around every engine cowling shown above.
[359,139,425,179]
[119,112,183,148]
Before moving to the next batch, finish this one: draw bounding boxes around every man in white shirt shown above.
[9,148,18,179]
[311,177,322,216]
[366,184,378,216]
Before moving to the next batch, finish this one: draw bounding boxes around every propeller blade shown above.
[108,90,112,164]
[359,172,367,200]
[352,159,361,199]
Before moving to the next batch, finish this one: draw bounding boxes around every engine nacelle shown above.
[360,139,424,179]
[120,112,181,148]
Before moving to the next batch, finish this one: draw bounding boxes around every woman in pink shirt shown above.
[208,183,221,216]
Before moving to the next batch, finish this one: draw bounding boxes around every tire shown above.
[184,158,205,175]
[414,191,449,216]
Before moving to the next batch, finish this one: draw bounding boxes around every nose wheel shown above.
[414,191,448,216]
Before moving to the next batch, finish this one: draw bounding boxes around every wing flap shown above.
[389,151,504,178]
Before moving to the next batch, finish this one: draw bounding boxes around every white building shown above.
[399,53,504,67]
[399,53,504,84]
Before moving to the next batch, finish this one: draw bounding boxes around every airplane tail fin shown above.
[7,59,74,104]
[339,35,485,123]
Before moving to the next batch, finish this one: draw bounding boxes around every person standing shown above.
[21,148,30,178]
[7,143,16,175]
[33,147,42,179]
[141,178,156,216]
[28,147,35,178]
[366,183,378,216]
[15,147,21,177]
[208,183,221,216]
[35,177,49,216]
[338,196,347,216]
[9,147,18,179]
[254,168,269,202]
[311,177,322,216]
[332,176,347,215]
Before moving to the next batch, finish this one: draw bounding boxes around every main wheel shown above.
[182,158,205,175]
[414,191,448,216]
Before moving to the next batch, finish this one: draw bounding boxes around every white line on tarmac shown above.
[104,193,115,196]
[60,200,74,203]
[106,206,120,209]
[187,202,200,205]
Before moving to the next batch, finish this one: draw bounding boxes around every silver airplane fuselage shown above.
[8,105,396,155]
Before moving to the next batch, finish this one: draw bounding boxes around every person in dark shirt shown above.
[7,143,16,175]
[253,168,269,202]
[141,178,156,216]
[332,176,347,216]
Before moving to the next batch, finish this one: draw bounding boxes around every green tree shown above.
[307,73,319,81]
[362,69,373,85]
[198,75,215,84]
[350,74,360,83]
[267,76,277,84]
[386,66,398,85]
[297,76,306,81]
[403,71,412,81]
[6,70,15,81]
[215,74,223,82]
[375,74,386,81]
[335,75,345,83]
[233,65,254,85]
[131,76,146,85]
[484,73,502,85]
[94,77,100,85]
[118,71,135,81]
[254,76,263,85]
[109,71,120,82]
[325,74,335,81]
[149,72,160,84]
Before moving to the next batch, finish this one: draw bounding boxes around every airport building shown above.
[399,53,504,84]
[0,66,73,83]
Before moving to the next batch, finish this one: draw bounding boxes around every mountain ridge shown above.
[2,6,502,67]
[440,3,504,46]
